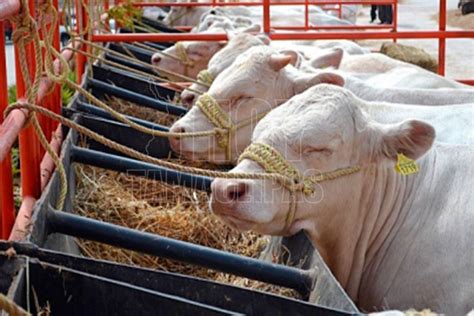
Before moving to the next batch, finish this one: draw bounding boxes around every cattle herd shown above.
[147,4,474,315]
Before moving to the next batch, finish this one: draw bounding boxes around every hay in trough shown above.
[380,43,438,73]
[106,95,178,126]
[74,164,300,299]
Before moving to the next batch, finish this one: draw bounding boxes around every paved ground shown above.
[5,41,15,87]
[357,0,474,81]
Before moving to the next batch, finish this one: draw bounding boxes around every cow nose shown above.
[225,182,248,202]
[212,179,248,205]
[181,93,195,107]
[169,125,186,152]
[152,54,161,64]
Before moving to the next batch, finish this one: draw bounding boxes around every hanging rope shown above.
[0,293,30,316]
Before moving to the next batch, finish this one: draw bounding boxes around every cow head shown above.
[151,31,227,80]
[169,46,345,164]
[180,32,269,107]
[210,84,435,238]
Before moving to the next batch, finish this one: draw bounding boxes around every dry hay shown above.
[432,9,474,30]
[74,164,300,299]
[380,43,438,73]
[106,95,178,126]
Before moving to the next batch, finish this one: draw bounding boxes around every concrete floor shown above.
[357,0,474,81]
[5,41,15,87]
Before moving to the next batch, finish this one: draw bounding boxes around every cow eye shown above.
[303,147,332,156]
[230,96,249,107]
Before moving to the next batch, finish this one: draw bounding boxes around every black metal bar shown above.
[0,242,353,315]
[144,41,168,51]
[109,43,154,63]
[46,209,314,296]
[105,53,156,74]
[71,146,212,191]
[88,78,187,116]
[75,100,170,131]
[22,259,238,315]
[140,16,184,34]
[92,64,176,101]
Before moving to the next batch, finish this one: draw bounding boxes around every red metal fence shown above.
[0,0,473,239]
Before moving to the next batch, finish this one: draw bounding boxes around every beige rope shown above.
[196,69,214,87]
[195,93,269,161]
[0,293,30,316]
[79,38,210,88]
[5,103,294,187]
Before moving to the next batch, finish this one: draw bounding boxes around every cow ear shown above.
[309,48,344,69]
[278,49,301,67]
[268,54,293,71]
[256,33,270,45]
[242,23,261,33]
[293,71,345,95]
[378,120,435,161]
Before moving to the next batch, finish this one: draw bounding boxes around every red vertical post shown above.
[75,0,88,84]
[438,0,446,76]
[263,0,270,33]
[14,0,42,213]
[0,21,16,239]
[392,2,397,42]
[304,0,309,30]
[52,0,62,120]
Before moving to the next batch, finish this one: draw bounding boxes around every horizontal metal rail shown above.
[71,146,213,191]
[46,208,315,296]
[88,79,187,116]
[133,0,396,7]
[91,30,474,42]
[73,101,170,131]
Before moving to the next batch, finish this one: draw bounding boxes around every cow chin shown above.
[218,214,257,232]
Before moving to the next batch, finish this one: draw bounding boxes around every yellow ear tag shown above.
[394,153,419,176]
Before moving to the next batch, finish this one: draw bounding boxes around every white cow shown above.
[168,46,344,163]
[210,84,474,314]
[163,4,353,28]
[151,23,260,79]
[345,76,474,105]
[180,32,270,107]
[178,36,371,106]
[306,49,471,89]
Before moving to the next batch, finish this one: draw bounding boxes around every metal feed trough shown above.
[0,19,360,315]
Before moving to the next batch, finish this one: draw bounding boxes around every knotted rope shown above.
[196,69,214,86]
[195,94,269,161]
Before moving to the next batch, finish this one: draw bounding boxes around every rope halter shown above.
[196,69,214,87]
[239,142,361,230]
[174,42,195,67]
[195,94,269,162]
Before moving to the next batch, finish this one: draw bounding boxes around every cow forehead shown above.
[253,86,363,143]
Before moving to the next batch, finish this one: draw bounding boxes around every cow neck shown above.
[302,155,431,301]
[274,69,297,104]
